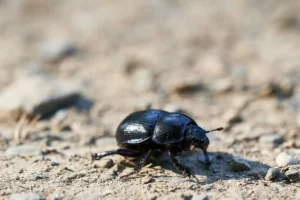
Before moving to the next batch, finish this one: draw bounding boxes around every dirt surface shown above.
[1,0,300,199]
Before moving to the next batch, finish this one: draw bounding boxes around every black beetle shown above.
[92,109,223,183]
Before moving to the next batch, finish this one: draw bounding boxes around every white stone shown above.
[276,152,298,167]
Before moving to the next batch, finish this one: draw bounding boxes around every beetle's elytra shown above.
[92,109,223,183]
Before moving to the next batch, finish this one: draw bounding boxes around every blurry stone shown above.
[285,169,299,182]
[276,152,298,167]
[163,104,183,113]
[10,193,43,200]
[223,110,242,125]
[210,78,233,94]
[93,159,114,169]
[192,194,208,200]
[265,168,280,181]
[142,176,155,184]
[232,157,251,171]
[40,39,78,63]
[294,139,300,148]
[51,161,59,166]
[133,68,155,92]
[170,81,203,95]
[235,126,261,141]
[275,12,299,30]
[259,133,284,147]
[0,74,92,120]
[5,145,41,157]
[116,55,143,75]
[258,81,294,98]
[29,172,44,181]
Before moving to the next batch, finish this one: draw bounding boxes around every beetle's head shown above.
[185,125,223,165]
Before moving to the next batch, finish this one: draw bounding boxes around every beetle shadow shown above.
[154,151,270,184]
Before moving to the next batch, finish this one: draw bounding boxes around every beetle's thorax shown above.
[184,124,210,151]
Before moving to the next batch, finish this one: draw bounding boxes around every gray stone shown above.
[40,39,78,63]
[285,169,299,182]
[276,152,298,167]
[259,133,284,146]
[10,193,43,200]
[232,157,251,171]
[142,176,155,184]
[5,145,41,156]
[265,168,280,181]
[0,74,91,120]
[192,194,208,200]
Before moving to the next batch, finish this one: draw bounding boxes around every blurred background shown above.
[1,0,300,199]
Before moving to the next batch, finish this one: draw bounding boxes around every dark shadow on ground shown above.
[154,151,270,184]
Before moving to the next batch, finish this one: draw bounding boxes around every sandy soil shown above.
[1,0,300,199]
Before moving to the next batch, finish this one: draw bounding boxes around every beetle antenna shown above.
[205,127,223,133]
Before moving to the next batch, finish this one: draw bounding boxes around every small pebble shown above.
[142,176,155,184]
[10,193,43,200]
[171,81,203,95]
[40,39,77,62]
[259,133,284,146]
[265,168,280,181]
[192,194,208,200]
[276,152,298,167]
[5,145,41,157]
[285,169,299,182]
[93,159,114,169]
[232,157,251,171]
[223,110,242,127]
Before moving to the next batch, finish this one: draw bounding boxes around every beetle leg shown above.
[120,149,153,179]
[168,150,200,184]
[91,149,140,160]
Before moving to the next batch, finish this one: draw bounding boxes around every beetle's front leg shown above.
[120,149,153,179]
[168,150,200,184]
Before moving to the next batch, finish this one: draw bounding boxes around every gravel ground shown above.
[1,0,300,199]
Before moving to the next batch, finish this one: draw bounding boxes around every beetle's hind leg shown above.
[120,149,153,179]
[168,150,200,184]
[91,149,140,160]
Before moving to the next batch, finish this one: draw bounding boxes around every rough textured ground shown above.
[1,0,300,199]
